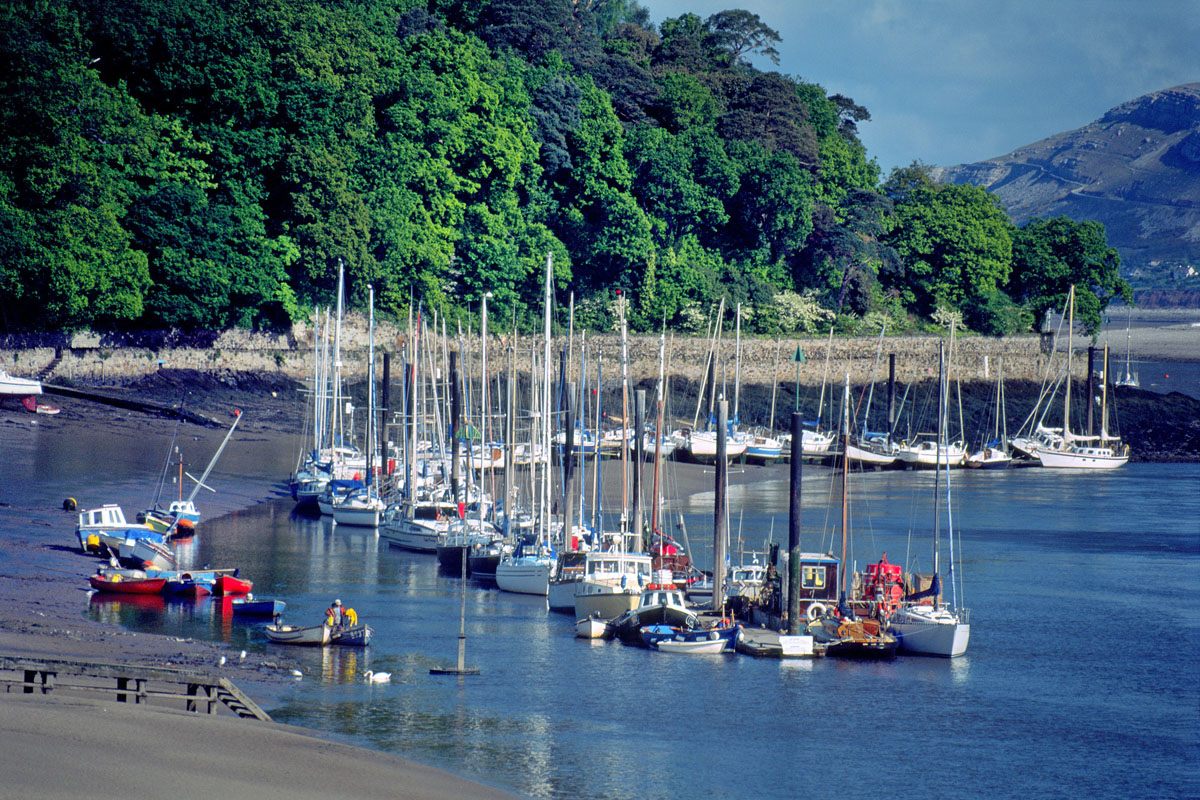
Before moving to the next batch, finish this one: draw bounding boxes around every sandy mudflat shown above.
[0,392,526,799]
[1096,308,1200,362]
[0,693,519,800]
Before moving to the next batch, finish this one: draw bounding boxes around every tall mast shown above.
[840,373,850,603]
[733,303,742,429]
[541,253,553,546]
[934,341,945,610]
[1064,285,1075,438]
[1101,345,1110,436]
[481,292,492,509]
[620,291,630,534]
[332,260,345,457]
[367,285,375,492]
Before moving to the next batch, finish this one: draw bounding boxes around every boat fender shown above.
[806,603,827,622]
[63,497,77,511]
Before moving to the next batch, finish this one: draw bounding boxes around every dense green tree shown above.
[1009,216,1129,335]
[880,165,1014,317]
[718,73,817,167]
[0,2,213,330]
[625,126,738,247]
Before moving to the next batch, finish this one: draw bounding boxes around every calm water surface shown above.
[3,419,1197,799]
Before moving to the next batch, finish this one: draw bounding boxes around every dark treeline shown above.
[0,1,1130,338]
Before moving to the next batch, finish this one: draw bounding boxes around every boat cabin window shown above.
[801,566,826,590]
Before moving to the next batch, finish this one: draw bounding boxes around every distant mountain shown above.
[930,83,1200,294]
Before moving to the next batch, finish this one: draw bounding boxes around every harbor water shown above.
[3,420,1198,799]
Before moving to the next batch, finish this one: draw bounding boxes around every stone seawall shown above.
[2,321,1077,389]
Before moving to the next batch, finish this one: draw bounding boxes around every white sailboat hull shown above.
[495,560,552,596]
[380,519,443,552]
[890,607,970,657]
[845,441,896,466]
[1036,447,1128,469]
[332,504,383,527]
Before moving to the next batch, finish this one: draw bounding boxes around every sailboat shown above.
[670,299,747,464]
[155,408,243,532]
[889,341,971,657]
[730,304,783,464]
[332,285,386,526]
[495,253,559,596]
[966,358,1012,469]
[1115,305,1139,388]
[896,323,966,469]
[1033,286,1130,469]
[806,376,899,659]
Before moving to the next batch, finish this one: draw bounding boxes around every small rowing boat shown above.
[264,622,330,646]
[88,573,168,595]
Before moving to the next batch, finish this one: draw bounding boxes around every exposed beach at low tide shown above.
[0,391,530,798]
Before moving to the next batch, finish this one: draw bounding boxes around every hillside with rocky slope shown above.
[930,83,1200,299]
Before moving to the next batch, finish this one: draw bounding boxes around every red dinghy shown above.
[89,574,167,595]
[214,574,253,595]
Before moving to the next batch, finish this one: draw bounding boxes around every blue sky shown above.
[641,0,1200,175]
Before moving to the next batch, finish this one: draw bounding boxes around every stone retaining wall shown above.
[2,321,1086,388]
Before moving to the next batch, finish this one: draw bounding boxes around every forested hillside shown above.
[0,0,1131,337]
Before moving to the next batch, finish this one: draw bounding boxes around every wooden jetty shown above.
[736,627,823,659]
[0,654,271,721]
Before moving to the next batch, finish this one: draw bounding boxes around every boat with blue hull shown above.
[640,623,740,653]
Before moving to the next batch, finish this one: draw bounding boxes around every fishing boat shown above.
[889,343,971,657]
[264,622,330,646]
[120,534,176,571]
[231,597,287,617]
[88,573,168,595]
[607,578,700,645]
[572,548,654,621]
[75,504,155,555]
[726,556,767,615]
[640,622,740,654]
